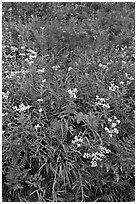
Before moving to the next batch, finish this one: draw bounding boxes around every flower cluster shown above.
[95,95,110,109]
[105,116,120,137]
[2,91,10,100]
[52,65,60,71]
[109,83,119,92]
[35,124,41,131]
[125,72,134,85]
[26,48,37,61]
[36,68,45,73]
[13,103,32,112]
[68,88,78,99]
[72,135,83,147]
[83,146,111,167]
[68,66,73,71]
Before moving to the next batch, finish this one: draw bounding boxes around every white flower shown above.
[128,76,134,80]
[2,112,8,117]
[109,133,113,137]
[125,72,128,78]
[108,118,112,123]
[19,104,32,112]
[111,123,117,128]
[68,67,73,71]
[120,81,124,85]
[68,88,78,99]
[127,81,131,85]
[36,68,45,73]
[105,127,110,133]
[39,108,42,113]
[83,152,91,158]
[113,128,119,134]
[35,124,41,131]
[42,79,46,83]
[13,103,32,112]
[103,103,110,109]
[2,91,10,100]
[91,160,97,167]
[117,119,120,124]
[37,98,43,102]
[77,143,81,147]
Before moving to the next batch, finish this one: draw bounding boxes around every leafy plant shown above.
[2,2,135,202]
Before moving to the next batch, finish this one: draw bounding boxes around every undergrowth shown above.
[2,2,135,202]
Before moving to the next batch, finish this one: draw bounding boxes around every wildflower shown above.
[105,127,110,133]
[2,91,10,100]
[83,152,91,159]
[113,128,119,134]
[13,103,32,112]
[25,59,33,66]
[128,76,134,80]
[19,103,32,112]
[35,124,41,131]
[109,83,119,92]
[36,68,45,73]
[127,81,131,85]
[91,160,97,167]
[117,119,120,124]
[2,112,8,117]
[111,122,117,128]
[39,108,42,113]
[72,135,83,147]
[42,79,46,83]
[122,60,126,65]
[120,81,124,85]
[108,118,112,123]
[68,88,78,99]
[52,65,60,71]
[103,103,110,109]
[68,67,73,71]
[95,95,110,109]
[37,98,43,102]
[21,46,25,49]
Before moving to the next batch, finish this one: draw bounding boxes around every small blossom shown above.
[68,67,73,71]
[127,81,131,85]
[68,88,78,99]
[42,79,46,83]
[108,118,112,123]
[109,133,113,137]
[117,120,120,124]
[39,108,42,113]
[83,152,91,158]
[13,103,32,112]
[2,112,8,117]
[113,128,119,134]
[105,127,110,133]
[91,160,97,167]
[37,98,43,102]
[120,81,124,85]
[36,68,45,73]
[35,124,41,131]
[111,123,117,128]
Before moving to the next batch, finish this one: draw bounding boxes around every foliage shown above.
[2,2,135,202]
